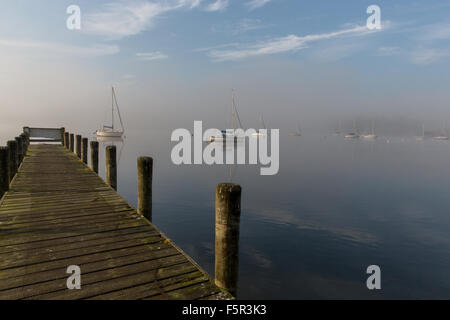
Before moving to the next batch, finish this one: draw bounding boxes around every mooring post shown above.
[20,133,27,156]
[76,135,82,159]
[137,157,153,221]
[0,147,9,198]
[90,141,99,174]
[60,127,65,146]
[69,134,74,153]
[106,146,117,190]
[15,136,23,165]
[23,128,30,148]
[6,140,17,183]
[64,132,69,149]
[215,183,242,297]
[82,138,88,164]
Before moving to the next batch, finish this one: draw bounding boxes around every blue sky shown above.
[1,0,450,137]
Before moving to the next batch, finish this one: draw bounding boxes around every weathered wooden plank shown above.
[0,144,230,300]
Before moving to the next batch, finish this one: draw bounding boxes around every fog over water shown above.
[1,0,450,299]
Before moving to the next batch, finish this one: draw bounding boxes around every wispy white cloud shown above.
[234,18,269,34]
[192,42,239,52]
[376,46,401,56]
[205,0,229,12]
[208,24,380,61]
[246,0,271,10]
[410,48,450,65]
[416,23,450,41]
[0,38,119,57]
[136,51,168,61]
[84,0,205,39]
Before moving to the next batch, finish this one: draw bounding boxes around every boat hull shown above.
[96,130,124,138]
[432,136,449,140]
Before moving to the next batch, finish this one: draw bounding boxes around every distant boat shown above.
[289,122,302,136]
[416,124,425,141]
[361,120,377,139]
[209,89,244,142]
[432,121,449,140]
[345,119,360,139]
[96,87,125,138]
[252,113,267,136]
[333,120,342,136]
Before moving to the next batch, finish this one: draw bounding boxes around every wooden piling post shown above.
[20,133,27,156]
[137,157,153,221]
[215,183,242,297]
[0,147,9,198]
[90,141,99,174]
[76,135,82,159]
[60,127,65,146]
[82,138,88,164]
[6,140,17,183]
[64,132,69,149]
[15,136,23,165]
[69,134,74,153]
[23,129,30,148]
[106,146,117,190]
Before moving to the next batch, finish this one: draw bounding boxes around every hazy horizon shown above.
[1,1,450,144]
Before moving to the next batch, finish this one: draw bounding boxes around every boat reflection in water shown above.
[96,135,125,164]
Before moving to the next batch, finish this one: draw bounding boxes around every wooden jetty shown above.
[0,127,234,300]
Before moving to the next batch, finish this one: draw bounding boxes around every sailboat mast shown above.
[111,87,114,131]
[231,89,236,130]
[112,87,125,133]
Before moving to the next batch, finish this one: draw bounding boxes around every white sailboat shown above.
[289,122,302,136]
[432,121,449,140]
[96,87,125,138]
[361,120,377,139]
[344,119,360,139]
[252,113,267,136]
[333,120,342,136]
[416,124,425,141]
[209,89,244,142]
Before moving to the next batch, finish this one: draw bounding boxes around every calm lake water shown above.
[4,127,450,299]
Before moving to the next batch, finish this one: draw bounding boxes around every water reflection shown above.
[96,136,125,164]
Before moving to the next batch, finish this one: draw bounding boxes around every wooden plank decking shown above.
[0,144,231,300]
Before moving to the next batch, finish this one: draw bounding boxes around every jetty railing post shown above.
[6,140,17,183]
[76,135,82,159]
[214,183,242,297]
[20,133,27,156]
[82,138,88,164]
[0,147,9,198]
[69,134,74,153]
[64,132,69,149]
[15,136,23,165]
[90,141,99,174]
[60,127,65,146]
[106,146,117,190]
[23,128,30,148]
[137,157,153,221]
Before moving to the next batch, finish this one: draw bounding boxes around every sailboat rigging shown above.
[210,89,244,142]
[361,120,377,139]
[253,113,267,136]
[432,121,449,140]
[289,122,302,136]
[96,87,125,138]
